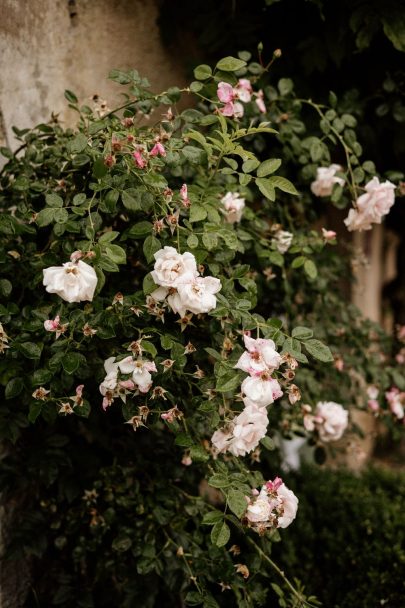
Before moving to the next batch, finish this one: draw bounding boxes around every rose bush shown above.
[0,51,404,607]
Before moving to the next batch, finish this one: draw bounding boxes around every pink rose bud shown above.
[322,228,337,241]
[133,150,147,169]
[217,81,235,103]
[150,142,166,157]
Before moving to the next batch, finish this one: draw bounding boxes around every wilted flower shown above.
[180,184,191,208]
[32,387,50,400]
[273,230,293,254]
[149,142,166,157]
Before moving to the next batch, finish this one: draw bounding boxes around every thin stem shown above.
[246,536,318,608]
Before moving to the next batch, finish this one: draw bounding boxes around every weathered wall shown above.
[0,0,185,149]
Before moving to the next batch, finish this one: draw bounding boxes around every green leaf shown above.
[227,489,247,518]
[304,339,334,363]
[208,474,230,489]
[194,64,212,80]
[202,510,224,525]
[202,233,219,250]
[143,235,161,263]
[122,190,141,212]
[189,445,209,463]
[69,133,88,154]
[292,326,313,340]
[28,402,43,423]
[257,158,282,177]
[304,259,317,279]
[242,158,260,173]
[268,176,298,195]
[216,56,247,72]
[211,521,230,547]
[36,208,55,227]
[45,193,64,208]
[19,342,42,360]
[216,373,241,393]
[187,234,199,249]
[190,204,208,223]
[31,369,53,386]
[5,378,24,399]
[93,157,108,179]
[278,78,294,95]
[0,279,12,298]
[256,178,275,201]
[143,273,158,295]
[62,352,86,375]
[73,193,86,206]
[105,244,126,264]
[64,89,78,103]
[127,221,153,239]
[174,433,193,447]
[182,145,206,165]
[99,231,120,244]
[291,256,307,269]
[260,436,276,451]
[143,172,168,189]
[54,208,69,224]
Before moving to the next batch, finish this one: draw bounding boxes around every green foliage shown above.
[275,466,405,607]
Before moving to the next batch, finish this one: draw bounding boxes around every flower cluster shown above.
[99,355,157,410]
[220,191,245,224]
[245,477,298,533]
[303,401,348,442]
[43,260,98,303]
[150,247,221,317]
[211,334,283,456]
[344,177,396,232]
[217,79,266,118]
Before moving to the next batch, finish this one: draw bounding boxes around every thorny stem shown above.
[246,537,318,608]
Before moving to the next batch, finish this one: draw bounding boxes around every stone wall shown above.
[0,0,185,149]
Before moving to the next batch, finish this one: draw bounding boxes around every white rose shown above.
[151,246,198,288]
[175,276,221,316]
[43,260,98,303]
[310,164,345,197]
[273,230,293,254]
[246,497,271,523]
[315,401,349,442]
[344,177,396,231]
[220,192,245,224]
[241,374,283,407]
[235,335,281,374]
[228,404,269,457]
[276,483,299,528]
[99,357,119,395]
[211,427,232,454]
[118,356,157,393]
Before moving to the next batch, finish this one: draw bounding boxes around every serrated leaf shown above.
[257,158,282,177]
[19,342,42,360]
[45,193,64,208]
[105,244,127,264]
[193,64,212,80]
[190,204,208,223]
[304,339,333,363]
[62,352,86,375]
[268,176,298,195]
[304,259,317,279]
[202,510,224,525]
[211,521,230,547]
[36,208,55,227]
[256,177,276,201]
[143,235,161,263]
[292,326,313,340]
[227,489,247,518]
[208,474,231,489]
[216,56,246,72]
[5,378,24,399]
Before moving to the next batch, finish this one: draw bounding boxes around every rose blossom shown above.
[149,142,166,157]
[180,183,191,208]
[43,260,98,303]
[217,82,234,103]
[235,334,282,375]
[220,192,245,224]
[255,90,266,113]
[311,164,345,197]
[322,228,337,241]
[314,401,349,442]
[118,356,157,393]
[385,388,404,420]
[241,373,283,407]
[212,403,269,458]
[234,79,252,103]
[171,276,221,316]
[151,246,198,288]
[344,177,396,231]
[246,479,298,530]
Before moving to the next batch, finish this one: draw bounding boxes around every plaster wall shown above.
[0,0,185,149]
